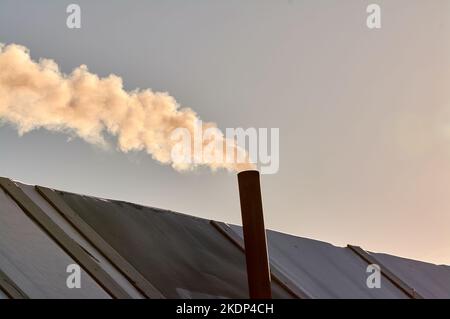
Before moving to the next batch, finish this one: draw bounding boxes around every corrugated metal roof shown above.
[0,177,449,299]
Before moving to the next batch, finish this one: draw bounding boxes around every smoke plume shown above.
[0,43,254,172]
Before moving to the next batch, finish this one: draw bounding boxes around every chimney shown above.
[237,170,272,299]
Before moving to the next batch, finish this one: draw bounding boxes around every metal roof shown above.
[0,177,449,299]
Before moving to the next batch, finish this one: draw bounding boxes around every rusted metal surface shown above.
[237,170,272,299]
[347,245,423,299]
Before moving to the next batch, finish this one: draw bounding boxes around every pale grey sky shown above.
[1,0,450,264]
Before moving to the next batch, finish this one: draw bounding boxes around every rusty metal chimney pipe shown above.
[237,170,272,299]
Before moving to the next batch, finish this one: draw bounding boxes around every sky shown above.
[1,0,450,264]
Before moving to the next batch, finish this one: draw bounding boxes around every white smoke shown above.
[0,43,254,172]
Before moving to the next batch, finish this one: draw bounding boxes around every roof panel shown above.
[0,187,110,299]
[231,226,409,299]
[57,191,292,298]
[58,191,249,298]
[2,177,450,299]
[18,183,144,299]
[372,252,450,299]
